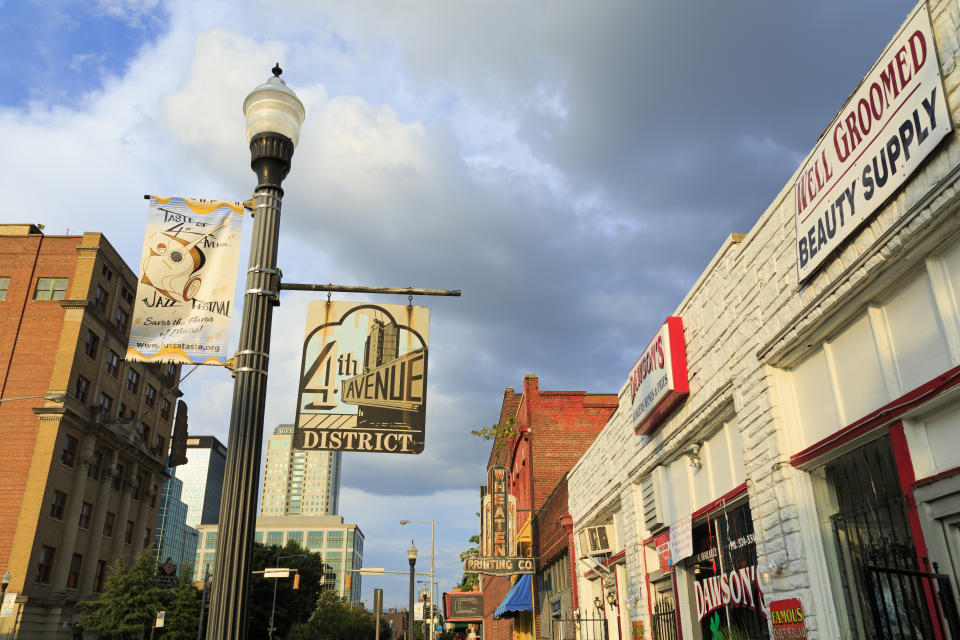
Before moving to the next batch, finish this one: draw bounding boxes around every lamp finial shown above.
[272,63,282,77]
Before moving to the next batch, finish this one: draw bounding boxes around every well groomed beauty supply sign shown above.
[126,196,244,366]
[294,301,429,454]
[795,2,951,281]
[628,317,689,436]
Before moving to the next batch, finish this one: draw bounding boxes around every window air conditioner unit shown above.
[579,524,613,556]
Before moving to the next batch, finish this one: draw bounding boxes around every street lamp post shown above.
[401,520,434,640]
[268,553,307,639]
[1,571,10,602]
[205,64,305,640]
[407,542,417,640]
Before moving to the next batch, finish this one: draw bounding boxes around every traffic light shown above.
[293,573,300,590]
[345,573,352,589]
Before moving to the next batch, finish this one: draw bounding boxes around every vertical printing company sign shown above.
[127,196,244,365]
[628,317,689,436]
[795,2,951,281]
[294,301,429,454]
[464,465,533,575]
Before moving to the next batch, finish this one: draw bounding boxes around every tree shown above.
[77,550,169,639]
[158,567,202,639]
[457,534,481,591]
[301,590,383,640]
[470,417,516,453]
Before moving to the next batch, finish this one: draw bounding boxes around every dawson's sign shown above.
[628,317,689,436]
[794,2,951,281]
[695,564,767,623]
[294,301,429,454]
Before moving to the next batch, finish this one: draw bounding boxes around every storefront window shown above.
[690,502,768,639]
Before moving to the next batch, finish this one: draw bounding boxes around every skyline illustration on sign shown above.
[294,301,429,454]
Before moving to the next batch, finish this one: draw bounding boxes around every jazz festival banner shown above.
[294,301,430,454]
[126,196,244,366]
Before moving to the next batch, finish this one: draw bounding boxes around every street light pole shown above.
[407,542,417,640]
[205,65,305,640]
[401,520,435,640]
[268,553,307,639]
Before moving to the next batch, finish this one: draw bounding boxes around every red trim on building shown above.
[889,423,933,565]
[690,483,748,522]
[791,365,960,468]
[914,464,960,488]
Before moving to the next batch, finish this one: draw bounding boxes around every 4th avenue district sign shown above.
[294,301,429,454]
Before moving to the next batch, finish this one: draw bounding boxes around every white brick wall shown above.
[569,1,960,638]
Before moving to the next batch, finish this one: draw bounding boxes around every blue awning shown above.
[493,574,532,619]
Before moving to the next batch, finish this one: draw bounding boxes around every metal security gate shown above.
[650,597,677,640]
[551,610,608,640]
[827,436,960,639]
[863,559,960,639]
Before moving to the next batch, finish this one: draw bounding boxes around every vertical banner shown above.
[294,301,430,454]
[127,196,244,366]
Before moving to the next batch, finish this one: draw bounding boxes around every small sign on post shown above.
[154,611,165,628]
[263,568,291,579]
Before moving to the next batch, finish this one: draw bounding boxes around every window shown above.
[83,330,100,358]
[153,435,166,457]
[94,285,109,312]
[287,531,304,545]
[74,375,89,403]
[103,512,115,537]
[267,531,283,546]
[138,422,149,442]
[79,502,93,529]
[50,490,67,519]
[307,531,324,549]
[119,403,128,419]
[124,521,134,544]
[112,464,124,490]
[106,350,120,378]
[94,560,107,592]
[126,369,139,394]
[67,553,83,588]
[98,392,112,415]
[165,363,177,378]
[150,484,158,508]
[255,532,264,544]
[143,528,152,549]
[36,546,55,583]
[160,398,172,420]
[88,450,102,480]
[115,307,129,333]
[205,532,218,549]
[61,434,78,466]
[132,474,143,500]
[0,277,9,300]
[34,277,67,300]
[121,286,134,305]
[145,384,157,408]
[101,265,113,281]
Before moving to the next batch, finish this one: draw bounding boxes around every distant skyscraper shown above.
[260,425,341,516]
[154,466,198,576]
[173,436,227,527]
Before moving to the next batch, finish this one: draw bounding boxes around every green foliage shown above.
[470,417,516,452]
[76,550,169,639]
[298,590,383,640]
[159,567,202,639]
[457,534,481,591]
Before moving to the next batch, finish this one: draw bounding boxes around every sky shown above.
[0,0,918,612]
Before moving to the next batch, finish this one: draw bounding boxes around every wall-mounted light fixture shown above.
[593,596,603,613]
[759,559,785,586]
[683,443,702,470]
[606,590,618,609]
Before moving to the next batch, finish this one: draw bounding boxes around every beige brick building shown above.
[569,2,960,639]
[0,225,181,637]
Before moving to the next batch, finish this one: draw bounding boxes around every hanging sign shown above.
[668,515,693,564]
[127,196,244,365]
[294,301,429,454]
[655,532,672,574]
[770,598,807,639]
[795,3,951,281]
[629,317,688,436]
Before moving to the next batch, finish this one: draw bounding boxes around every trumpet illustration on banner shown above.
[139,217,229,303]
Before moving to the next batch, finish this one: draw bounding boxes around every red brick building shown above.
[481,375,616,640]
[0,225,181,637]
